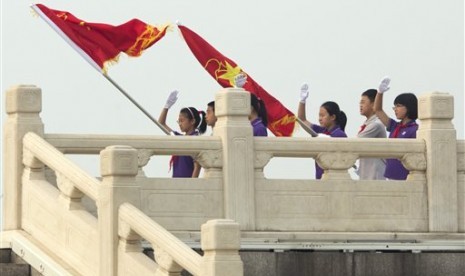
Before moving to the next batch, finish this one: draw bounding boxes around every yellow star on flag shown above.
[217,61,242,87]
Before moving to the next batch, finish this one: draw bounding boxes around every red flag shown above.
[31,4,168,74]
[178,25,296,137]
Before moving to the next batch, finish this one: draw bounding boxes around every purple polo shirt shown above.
[311,125,347,179]
[251,118,268,137]
[384,119,418,180]
[172,130,199,178]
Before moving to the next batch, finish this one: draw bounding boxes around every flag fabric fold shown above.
[31,4,168,73]
[178,25,296,137]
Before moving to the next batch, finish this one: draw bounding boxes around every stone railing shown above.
[21,131,99,275]
[17,130,242,275]
[119,203,242,276]
[2,85,464,274]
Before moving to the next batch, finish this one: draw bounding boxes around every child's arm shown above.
[158,90,178,133]
[192,161,201,178]
[297,83,312,127]
[374,77,391,127]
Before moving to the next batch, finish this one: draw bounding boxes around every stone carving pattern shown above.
[56,172,84,199]
[254,152,273,169]
[152,244,183,274]
[22,149,43,169]
[118,220,143,253]
[316,152,358,169]
[195,150,222,168]
[402,153,427,171]
[137,149,153,168]
[433,98,453,118]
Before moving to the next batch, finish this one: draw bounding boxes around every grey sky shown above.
[2,0,464,179]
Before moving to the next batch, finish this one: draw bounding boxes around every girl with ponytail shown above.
[250,93,268,136]
[297,83,348,179]
[158,90,207,178]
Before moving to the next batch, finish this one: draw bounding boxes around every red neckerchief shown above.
[358,124,367,134]
[169,156,179,171]
[324,126,341,136]
[169,130,199,172]
[392,121,417,138]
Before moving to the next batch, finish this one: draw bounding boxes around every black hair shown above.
[207,101,215,112]
[180,107,207,134]
[361,89,378,103]
[251,93,268,127]
[321,101,347,131]
[394,93,418,120]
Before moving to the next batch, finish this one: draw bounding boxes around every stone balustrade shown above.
[2,85,464,275]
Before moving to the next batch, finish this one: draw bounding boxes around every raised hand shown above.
[378,76,391,94]
[300,83,309,103]
[164,90,179,109]
[234,73,247,88]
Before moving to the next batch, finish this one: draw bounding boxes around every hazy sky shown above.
[2,0,464,180]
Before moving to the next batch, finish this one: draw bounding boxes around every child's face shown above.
[359,96,374,117]
[206,106,217,127]
[319,106,336,129]
[177,113,195,133]
[392,103,408,120]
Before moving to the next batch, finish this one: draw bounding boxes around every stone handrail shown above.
[119,203,203,275]
[254,137,425,158]
[254,137,427,179]
[119,203,243,276]
[44,133,222,155]
[23,132,99,201]
[44,133,224,177]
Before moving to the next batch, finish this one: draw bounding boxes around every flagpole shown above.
[103,74,171,135]
[296,117,318,137]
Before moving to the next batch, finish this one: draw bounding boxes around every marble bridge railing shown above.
[2,85,464,275]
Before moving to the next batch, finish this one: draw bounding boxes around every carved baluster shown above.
[118,220,144,274]
[137,149,153,178]
[152,244,183,276]
[316,152,358,180]
[254,152,272,179]
[195,150,223,179]
[56,172,85,210]
[402,153,427,181]
[118,219,143,253]
[22,148,45,181]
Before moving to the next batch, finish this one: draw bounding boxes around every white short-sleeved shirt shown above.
[357,115,387,180]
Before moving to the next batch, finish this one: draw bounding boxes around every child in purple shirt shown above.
[158,90,207,178]
[298,83,348,179]
[374,77,418,180]
[234,74,268,137]
[250,93,268,137]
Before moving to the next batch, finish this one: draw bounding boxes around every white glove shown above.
[234,73,247,88]
[300,83,309,103]
[317,133,331,138]
[378,76,391,94]
[164,90,179,109]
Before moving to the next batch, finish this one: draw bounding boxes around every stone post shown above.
[201,219,243,276]
[98,145,140,276]
[214,88,255,230]
[3,85,44,230]
[417,92,458,232]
